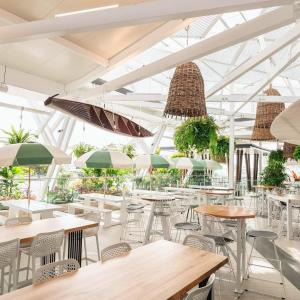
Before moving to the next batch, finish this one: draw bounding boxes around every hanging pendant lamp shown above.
[251,84,285,141]
[164,62,207,118]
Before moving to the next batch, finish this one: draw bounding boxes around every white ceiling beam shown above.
[0,8,108,68]
[98,93,300,103]
[0,99,49,115]
[1,64,65,95]
[206,22,300,98]
[233,47,300,115]
[66,18,196,91]
[77,6,298,99]
[0,0,292,44]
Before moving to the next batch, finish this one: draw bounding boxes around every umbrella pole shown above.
[27,167,31,207]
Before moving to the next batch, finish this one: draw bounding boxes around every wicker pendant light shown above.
[283,142,296,159]
[251,84,285,141]
[164,62,207,118]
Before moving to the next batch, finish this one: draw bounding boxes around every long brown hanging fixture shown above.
[44,95,153,138]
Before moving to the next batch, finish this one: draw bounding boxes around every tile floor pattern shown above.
[15,207,300,300]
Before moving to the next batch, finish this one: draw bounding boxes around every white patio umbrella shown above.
[271,100,300,145]
[203,160,222,171]
[0,143,71,202]
[133,154,172,170]
[75,150,132,169]
[172,157,205,170]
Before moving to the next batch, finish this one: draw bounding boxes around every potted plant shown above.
[210,135,229,163]
[174,116,218,157]
[260,150,287,188]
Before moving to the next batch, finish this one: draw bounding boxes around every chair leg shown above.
[26,255,30,280]
[63,236,67,259]
[83,237,88,266]
[16,252,21,285]
[95,235,100,261]
[246,238,255,278]
[0,268,4,295]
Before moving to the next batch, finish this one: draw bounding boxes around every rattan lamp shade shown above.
[283,142,296,159]
[164,62,207,118]
[251,85,285,141]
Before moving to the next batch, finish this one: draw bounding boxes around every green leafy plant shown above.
[210,136,229,162]
[174,116,218,156]
[122,144,136,159]
[0,166,23,199]
[2,126,36,144]
[260,150,287,187]
[73,143,95,158]
[293,146,300,161]
[268,150,285,163]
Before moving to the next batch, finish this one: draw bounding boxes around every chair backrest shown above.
[186,273,215,300]
[30,229,64,257]
[0,238,20,268]
[33,259,80,284]
[183,234,216,253]
[5,216,32,226]
[83,213,100,236]
[101,242,131,262]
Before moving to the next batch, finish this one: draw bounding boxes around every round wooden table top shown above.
[194,205,256,219]
[200,190,234,196]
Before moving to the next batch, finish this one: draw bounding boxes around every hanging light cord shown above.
[185,25,190,47]
[2,66,6,84]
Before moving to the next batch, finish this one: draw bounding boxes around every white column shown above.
[229,103,235,189]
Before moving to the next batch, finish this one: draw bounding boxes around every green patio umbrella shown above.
[74,150,132,195]
[133,154,172,170]
[202,159,222,171]
[74,150,132,169]
[0,143,71,202]
[172,157,205,170]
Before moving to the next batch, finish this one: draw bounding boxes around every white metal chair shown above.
[101,242,131,262]
[0,238,19,294]
[186,273,215,300]
[183,234,215,252]
[33,259,80,285]
[246,230,286,299]
[17,229,64,284]
[82,213,100,264]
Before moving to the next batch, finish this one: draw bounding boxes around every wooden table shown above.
[267,193,300,239]
[0,240,228,300]
[2,200,62,219]
[0,216,98,266]
[194,205,255,295]
[79,193,126,226]
[189,185,234,191]
[199,190,234,205]
[141,194,175,244]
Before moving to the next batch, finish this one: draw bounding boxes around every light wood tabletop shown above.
[0,240,228,300]
[0,216,98,245]
[194,205,256,219]
[200,190,234,196]
[2,200,62,213]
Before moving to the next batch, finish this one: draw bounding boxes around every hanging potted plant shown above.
[174,116,218,157]
[210,135,229,163]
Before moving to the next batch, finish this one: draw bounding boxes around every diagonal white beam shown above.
[66,18,196,91]
[0,0,293,44]
[98,93,300,103]
[0,8,108,67]
[233,47,300,115]
[206,22,300,98]
[76,6,298,99]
